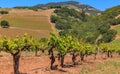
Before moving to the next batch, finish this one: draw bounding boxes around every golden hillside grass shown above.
[0,27,51,39]
[0,9,55,39]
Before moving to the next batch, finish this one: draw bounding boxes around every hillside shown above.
[102,5,120,19]
[15,1,101,15]
[100,5,120,25]
[107,5,120,40]
[101,5,120,41]
[0,4,119,41]
[111,24,120,39]
[0,9,55,39]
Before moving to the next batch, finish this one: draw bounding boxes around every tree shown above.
[109,18,120,25]
[70,38,80,65]
[81,10,87,21]
[98,23,110,34]
[48,33,74,68]
[48,33,95,67]
[59,30,71,36]
[115,46,120,55]
[78,42,93,61]
[48,33,58,69]
[0,35,33,74]
[1,20,10,28]
[99,43,116,58]
[0,11,8,14]
[56,35,73,67]
[32,38,47,56]
[50,15,59,23]
[101,30,117,43]
[32,40,40,56]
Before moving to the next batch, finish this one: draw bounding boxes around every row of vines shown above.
[0,33,120,74]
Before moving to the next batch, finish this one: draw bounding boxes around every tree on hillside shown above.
[0,11,8,14]
[81,9,87,21]
[1,20,10,28]
[101,30,117,43]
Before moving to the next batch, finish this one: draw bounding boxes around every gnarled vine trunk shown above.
[80,53,85,61]
[41,48,45,53]
[57,53,61,61]
[25,45,31,57]
[35,46,39,56]
[60,55,65,67]
[94,53,97,60]
[49,44,55,69]
[110,51,113,58]
[11,51,21,74]
[72,52,77,65]
[94,47,98,60]
[107,51,110,58]
[118,52,120,55]
[48,44,54,55]
[50,53,55,69]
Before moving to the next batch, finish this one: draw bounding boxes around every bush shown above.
[50,15,59,23]
[98,23,110,34]
[55,19,71,30]
[101,30,117,42]
[1,20,10,28]
[110,18,120,25]
[0,11,8,14]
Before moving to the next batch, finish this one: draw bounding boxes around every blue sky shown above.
[0,0,120,11]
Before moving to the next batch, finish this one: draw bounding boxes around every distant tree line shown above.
[14,5,62,11]
[14,6,38,11]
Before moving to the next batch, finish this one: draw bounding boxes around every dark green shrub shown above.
[0,11,8,14]
[1,20,10,28]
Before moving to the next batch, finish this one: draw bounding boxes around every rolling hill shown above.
[0,9,55,39]
[107,5,120,40]
[34,1,101,14]
[0,2,119,40]
[0,1,101,39]
[109,5,120,47]
[15,1,101,15]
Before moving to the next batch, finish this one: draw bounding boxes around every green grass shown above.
[110,39,120,47]
[79,58,120,74]
[109,38,120,49]
[113,26,120,35]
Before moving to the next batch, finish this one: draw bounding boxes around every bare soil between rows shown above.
[0,52,120,74]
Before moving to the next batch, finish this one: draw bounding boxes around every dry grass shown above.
[0,9,55,39]
[79,58,120,74]
[0,8,11,11]
[0,9,54,30]
[0,27,50,39]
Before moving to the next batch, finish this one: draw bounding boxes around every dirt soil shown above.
[0,52,120,74]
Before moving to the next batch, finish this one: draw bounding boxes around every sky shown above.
[0,0,120,11]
